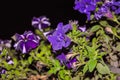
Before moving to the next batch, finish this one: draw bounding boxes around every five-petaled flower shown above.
[14,31,40,53]
[47,23,71,51]
[56,53,77,69]
[32,16,51,31]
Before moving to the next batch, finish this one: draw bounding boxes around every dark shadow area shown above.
[0,0,86,39]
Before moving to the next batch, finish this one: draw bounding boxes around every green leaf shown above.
[88,60,97,72]
[13,58,17,68]
[3,61,12,70]
[85,46,94,54]
[96,63,110,75]
[28,56,33,64]
[103,35,111,44]
[98,52,106,58]
[96,30,102,36]
[84,77,90,80]
[92,38,100,49]
[116,44,120,52]
[48,60,61,74]
[117,29,120,33]
[1,74,6,79]
[14,70,20,76]
[99,21,109,27]
[65,76,71,80]
[111,27,120,39]
[1,48,7,56]
[58,70,70,80]
[85,45,96,59]
[90,25,101,32]
[48,68,54,74]
[59,70,66,79]
[83,64,88,74]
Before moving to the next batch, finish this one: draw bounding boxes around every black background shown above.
[0,0,86,39]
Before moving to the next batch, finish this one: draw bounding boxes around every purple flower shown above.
[57,53,66,64]
[0,68,6,74]
[0,60,13,74]
[74,0,98,20]
[7,56,14,65]
[32,16,51,31]
[105,0,120,14]
[96,0,100,2]
[95,2,114,20]
[114,7,120,14]
[0,56,13,74]
[47,23,71,51]
[78,25,86,32]
[104,10,113,18]
[56,22,72,33]
[95,0,120,20]
[47,30,71,51]
[14,31,40,53]
[95,6,108,19]
[56,53,77,69]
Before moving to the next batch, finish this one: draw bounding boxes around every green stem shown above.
[113,13,120,25]
[114,19,120,25]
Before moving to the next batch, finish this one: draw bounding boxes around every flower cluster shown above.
[105,0,120,14]
[74,0,100,20]
[95,0,120,20]
[74,0,120,20]
[0,39,13,74]
[95,5,112,20]
[0,0,120,79]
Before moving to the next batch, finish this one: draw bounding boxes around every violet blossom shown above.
[95,5,111,20]
[32,16,51,31]
[110,1,120,14]
[0,59,13,74]
[14,31,40,53]
[78,25,86,32]
[105,0,120,13]
[56,22,72,33]
[95,0,120,20]
[47,23,71,51]
[56,53,77,69]
[0,68,6,74]
[0,56,13,74]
